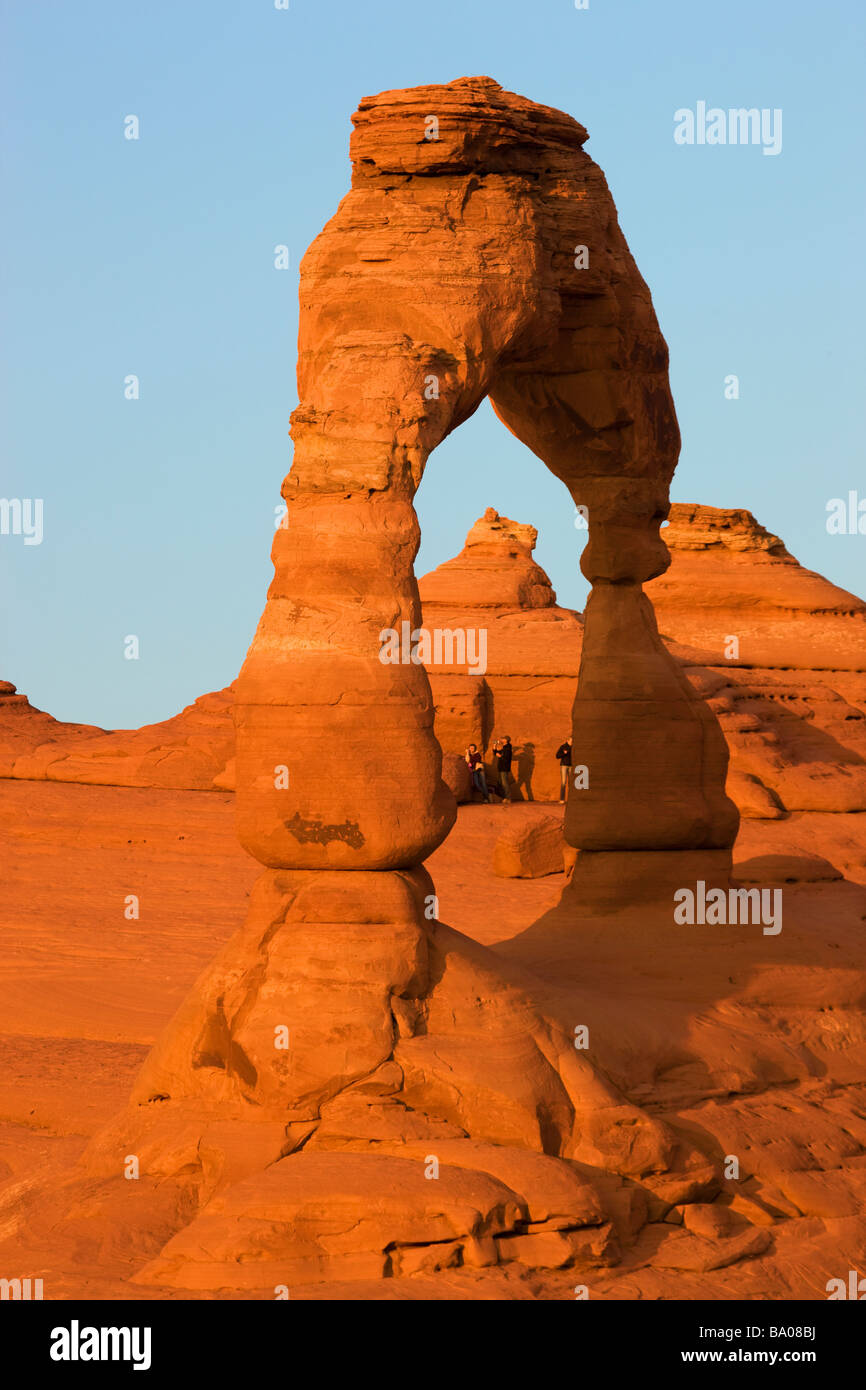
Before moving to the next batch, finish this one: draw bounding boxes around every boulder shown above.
[493,813,565,878]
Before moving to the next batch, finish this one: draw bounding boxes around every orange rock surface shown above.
[648,505,866,827]
[492,811,566,878]
[0,680,234,789]
[1,79,864,1303]
[651,503,866,670]
[11,503,863,827]
[10,501,862,825]
[2,783,865,1299]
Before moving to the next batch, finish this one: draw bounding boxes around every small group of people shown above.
[465,736,513,804]
[464,733,574,804]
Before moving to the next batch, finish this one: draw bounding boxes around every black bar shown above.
[2,1297,860,1376]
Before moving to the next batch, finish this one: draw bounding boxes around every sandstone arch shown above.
[234,76,738,874]
[64,80,743,1290]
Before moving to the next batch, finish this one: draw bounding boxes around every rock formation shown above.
[492,812,566,879]
[651,503,866,670]
[3,503,864,863]
[233,76,737,879]
[1,82,865,1300]
[421,506,563,615]
[423,504,866,839]
[648,505,866,826]
[0,680,235,789]
[2,76,745,1292]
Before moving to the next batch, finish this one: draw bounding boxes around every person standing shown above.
[493,735,514,804]
[465,743,491,803]
[555,734,573,803]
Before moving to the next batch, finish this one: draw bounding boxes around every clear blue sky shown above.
[2,0,864,728]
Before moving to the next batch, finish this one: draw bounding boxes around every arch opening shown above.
[234,76,738,875]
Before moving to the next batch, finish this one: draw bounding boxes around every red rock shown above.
[733,852,842,883]
[496,1226,613,1270]
[133,1151,525,1290]
[641,1166,722,1220]
[0,682,235,789]
[682,1202,735,1240]
[440,750,473,803]
[725,1193,777,1228]
[4,507,862,838]
[421,509,558,614]
[309,1138,604,1227]
[650,503,866,670]
[2,76,865,1306]
[727,770,786,820]
[651,505,866,820]
[492,811,565,878]
[0,76,726,1293]
[650,1226,770,1272]
[228,73,739,878]
[420,509,582,802]
[774,1168,864,1219]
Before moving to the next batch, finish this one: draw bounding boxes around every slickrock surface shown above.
[1,785,864,1299]
[0,680,235,789]
[1,80,863,1302]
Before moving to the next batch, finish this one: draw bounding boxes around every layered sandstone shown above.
[4,504,865,835]
[10,80,864,1303]
[650,503,866,670]
[232,74,735,876]
[421,507,556,612]
[2,76,742,1295]
[0,680,235,790]
[647,505,866,820]
[424,505,866,828]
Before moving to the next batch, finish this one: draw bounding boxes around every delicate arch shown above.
[234,76,738,872]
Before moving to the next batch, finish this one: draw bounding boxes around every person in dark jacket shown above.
[493,735,513,804]
[556,735,573,803]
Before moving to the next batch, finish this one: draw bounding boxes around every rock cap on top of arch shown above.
[350,76,589,180]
